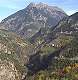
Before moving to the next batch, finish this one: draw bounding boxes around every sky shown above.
[0,0,78,21]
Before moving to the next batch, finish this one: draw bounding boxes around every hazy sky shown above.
[0,0,78,21]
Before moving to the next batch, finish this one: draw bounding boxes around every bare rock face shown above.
[0,3,67,39]
[0,61,20,80]
[0,29,34,80]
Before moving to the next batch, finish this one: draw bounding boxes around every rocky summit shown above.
[0,3,67,39]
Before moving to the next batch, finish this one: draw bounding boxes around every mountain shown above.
[0,29,34,80]
[0,2,78,80]
[30,12,78,44]
[26,12,78,80]
[0,3,67,39]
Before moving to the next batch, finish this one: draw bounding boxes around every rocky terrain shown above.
[0,2,78,80]
[0,3,67,38]
[0,29,34,80]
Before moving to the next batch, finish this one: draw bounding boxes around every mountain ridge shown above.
[0,3,67,39]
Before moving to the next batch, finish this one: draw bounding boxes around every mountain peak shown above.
[27,2,65,13]
[35,2,48,8]
[27,2,48,9]
[0,3,67,39]
[28,2,47,7]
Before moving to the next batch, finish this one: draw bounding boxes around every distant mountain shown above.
[0,3,67,38]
